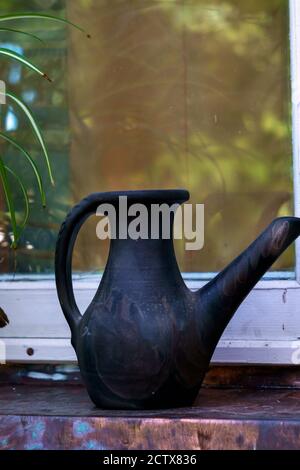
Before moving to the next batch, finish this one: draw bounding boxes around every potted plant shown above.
[0,12,88,327]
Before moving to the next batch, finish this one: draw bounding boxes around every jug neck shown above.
[97,238,186,302]
[106,237,182,282]
[97,189,190,289]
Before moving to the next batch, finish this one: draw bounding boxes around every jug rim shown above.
[91,189,190,204]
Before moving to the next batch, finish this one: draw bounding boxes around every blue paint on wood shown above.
[85,439,98,450]
[25,442,44,450]
[0,438,8,447]
[31,420,45,440]
[73,420,92,437]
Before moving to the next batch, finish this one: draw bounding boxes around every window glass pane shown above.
[0,0,294,276]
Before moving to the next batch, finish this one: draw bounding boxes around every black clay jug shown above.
[55,189,300,409]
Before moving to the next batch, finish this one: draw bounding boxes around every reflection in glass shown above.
[0,0,294,276]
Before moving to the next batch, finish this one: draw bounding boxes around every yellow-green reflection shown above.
[68,0,293,273]
[0,0,293,275]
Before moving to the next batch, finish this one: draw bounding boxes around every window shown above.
[0,0,299,364]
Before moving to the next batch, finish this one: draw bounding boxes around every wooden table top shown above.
[1,384,300,449]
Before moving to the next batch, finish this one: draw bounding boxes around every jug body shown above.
[55,190,207,409]
[75,246,198,409]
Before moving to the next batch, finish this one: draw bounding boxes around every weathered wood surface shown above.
[1,384,300,449]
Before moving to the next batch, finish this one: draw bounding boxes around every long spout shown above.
[197,217,300,354]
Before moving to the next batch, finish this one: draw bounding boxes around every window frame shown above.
[0,0,300,365]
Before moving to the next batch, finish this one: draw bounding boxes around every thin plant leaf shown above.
[5,165,29,229]
[6,92,54,185]
[0,13,90,38]
[0,48,51,81]
[0,131,46,206]
[0,156,18,248]
[0,27,43,43]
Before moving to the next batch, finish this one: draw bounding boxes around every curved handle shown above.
[55,193,109,345]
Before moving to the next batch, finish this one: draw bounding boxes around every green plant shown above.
[0,13,89,248]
